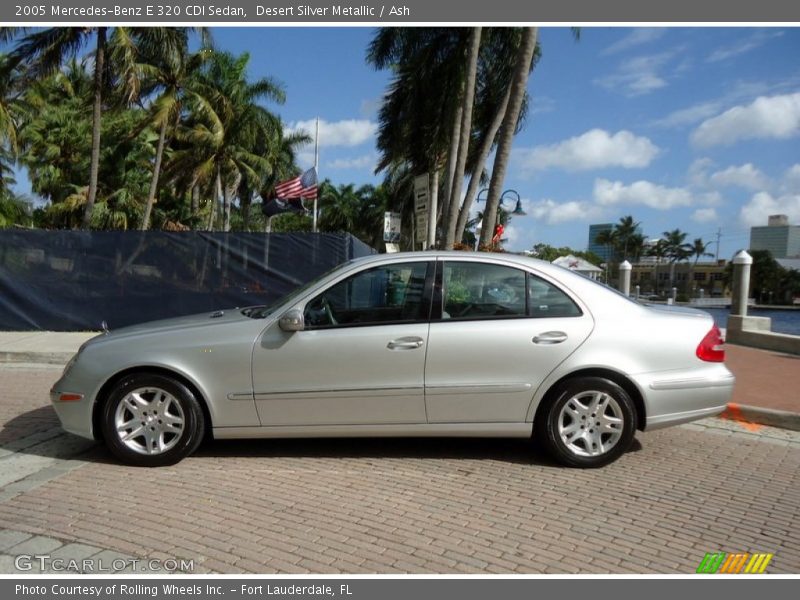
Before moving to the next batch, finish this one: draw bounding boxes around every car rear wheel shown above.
[536,376,636,468]
[101,373,205,467]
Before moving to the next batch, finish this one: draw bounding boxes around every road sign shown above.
[383,211,401,243]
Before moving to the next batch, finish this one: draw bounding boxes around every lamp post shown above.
[474,188,525,249]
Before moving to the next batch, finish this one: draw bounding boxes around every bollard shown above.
[619,260,632,297]
[671,287,677,301]
[699,288,704,300]
[731,250,753,316]
[635,285,640,300]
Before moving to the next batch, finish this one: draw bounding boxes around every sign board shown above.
[413,174,429,215]
[383,211,402,243]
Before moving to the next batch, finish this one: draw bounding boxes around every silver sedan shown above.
[50,252,734,467]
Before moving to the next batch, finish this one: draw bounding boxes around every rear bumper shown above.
[638,367,735,431]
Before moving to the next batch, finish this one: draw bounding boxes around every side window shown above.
[527,274,582,318]
[442,262,527,320]
[304,262,429,328]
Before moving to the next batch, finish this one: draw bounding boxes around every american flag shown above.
[274,167,318,199]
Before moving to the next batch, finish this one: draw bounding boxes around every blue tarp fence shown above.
[0,231,374,331]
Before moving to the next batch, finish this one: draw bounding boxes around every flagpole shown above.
[313,117,319,233]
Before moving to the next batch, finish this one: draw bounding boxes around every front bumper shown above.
[50,384,96,440]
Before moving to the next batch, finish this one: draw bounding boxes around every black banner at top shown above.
[2,0,800,23]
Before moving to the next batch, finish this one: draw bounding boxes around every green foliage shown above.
[531,243,603,266]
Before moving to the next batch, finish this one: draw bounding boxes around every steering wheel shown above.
[321,296,337,325]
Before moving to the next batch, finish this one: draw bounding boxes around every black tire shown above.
[101,373,205,467]
[535,376,636,468]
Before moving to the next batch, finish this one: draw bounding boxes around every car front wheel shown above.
[537,376,636,468]
[101,373,205,467]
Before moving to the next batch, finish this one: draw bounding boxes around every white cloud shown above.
[602,28,667,56]
[526,199,603,224]
[709,164,770,191]
[327,154,377,170]
[593,179,694,210]
[288,118,377,148]
[692,208,720,223]
[707,29,784,63]
[783,164,800,191]
[691,93,800,148]
[516,129,659,172]
[687,158,714,188]
[595,49,682,97]
[740,192,800,227]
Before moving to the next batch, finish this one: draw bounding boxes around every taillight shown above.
[696,324,725,362]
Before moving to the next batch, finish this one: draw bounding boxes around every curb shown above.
[0,351,73,365]
[721,403,800,432]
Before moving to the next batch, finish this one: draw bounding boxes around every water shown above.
[697,307,800,336]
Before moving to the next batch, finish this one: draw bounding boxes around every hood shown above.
[85,308,255,346]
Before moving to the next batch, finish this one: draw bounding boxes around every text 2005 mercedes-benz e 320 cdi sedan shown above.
[51,252,734,468]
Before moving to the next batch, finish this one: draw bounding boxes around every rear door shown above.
[424,259,594,423]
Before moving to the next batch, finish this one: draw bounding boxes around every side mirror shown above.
[278,309,305,332]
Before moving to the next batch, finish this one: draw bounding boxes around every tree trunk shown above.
[426,168,439,249]
[140,118,168,231]
[454,86,511,245]
[440,103,462,229]
[207,172,221,231]
[222,172,240,232]
[191,185,199,224]
[81,27,106,230]
[241,193,251,231]
[444,26,482,249]
[479,27,537,250]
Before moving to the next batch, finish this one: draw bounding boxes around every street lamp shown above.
[474,188,526,248]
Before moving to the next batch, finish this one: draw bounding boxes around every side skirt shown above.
[213,422,533,440]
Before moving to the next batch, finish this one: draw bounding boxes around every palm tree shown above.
[478,27,538,249]
[451,28,540,247]
[662,228,691,290]
[442,27,481,248]
[647,238,669,295]
[169,51,285,231]
[594,228,618,282]
[368,29,471,247]
[689,237,713,296]
[615,215,640,260]
[113,30,211,230]
[11,27,110,228]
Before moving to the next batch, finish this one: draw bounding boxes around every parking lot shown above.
[1,363,799,574]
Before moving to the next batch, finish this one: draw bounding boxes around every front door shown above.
[253,260,433,426]
[424,260,594,423]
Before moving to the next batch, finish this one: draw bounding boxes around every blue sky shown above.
[14,27,800,259]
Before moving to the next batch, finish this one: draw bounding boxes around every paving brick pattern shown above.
[1,366,799,574]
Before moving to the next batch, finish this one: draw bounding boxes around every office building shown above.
[749,214,800,258]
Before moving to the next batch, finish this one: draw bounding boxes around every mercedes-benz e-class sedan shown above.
[51,252,734,467]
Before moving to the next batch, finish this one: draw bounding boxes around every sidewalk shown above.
[0,331,797,428]
[0,331,97,365]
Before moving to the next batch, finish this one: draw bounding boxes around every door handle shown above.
[533,331,568,345]
[387,337,424,350]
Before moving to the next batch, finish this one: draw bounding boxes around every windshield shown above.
[241,261,355,319]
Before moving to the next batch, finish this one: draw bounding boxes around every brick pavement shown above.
[725,344,800,413]
[1,364,799,574]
